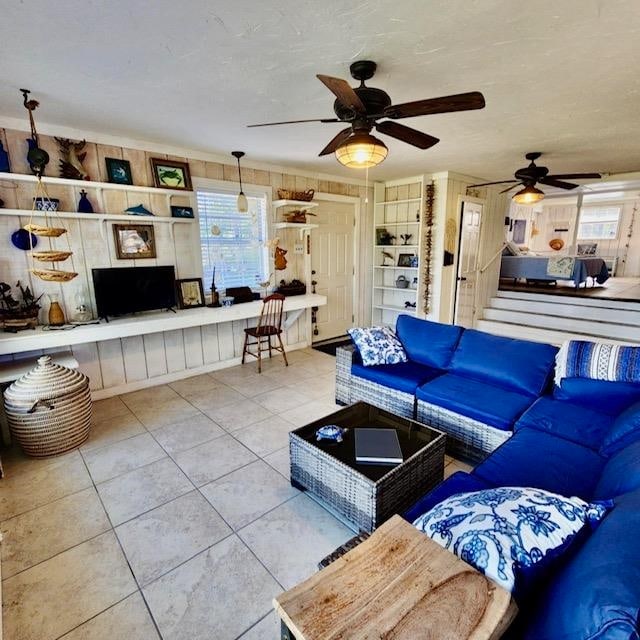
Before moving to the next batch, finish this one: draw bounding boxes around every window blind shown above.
[197,189,268,291]
[577,206,622,240]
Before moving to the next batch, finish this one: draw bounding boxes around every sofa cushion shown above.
[514,397,614,451]
[449,329,557,397]
[553,377,640,415]
[594,440,640,500]
[347,326,408,366]
[416,373,534,431]
[395,315,463,369]
[473,429,605,500]
[351,360,441,396]
[403,471,490,523]
[413,486,610,600]
[600,400,640,457]
[524,487,640,640]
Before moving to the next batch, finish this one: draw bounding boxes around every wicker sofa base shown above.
[416,399,511,462]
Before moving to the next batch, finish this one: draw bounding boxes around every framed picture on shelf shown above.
[113,224,156,259]
[105,158,133,185]
[397,253,415,267]
[171,206,194,219]
[175,278,205,309]
[150,158,192,190]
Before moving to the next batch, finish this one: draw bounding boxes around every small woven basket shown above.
[23,223,67,238]
[32,250,73,262]
[4,355,92,457]
[30,268,78,282]
[277,188,315,202]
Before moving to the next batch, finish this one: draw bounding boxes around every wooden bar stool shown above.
[241,293,289,373]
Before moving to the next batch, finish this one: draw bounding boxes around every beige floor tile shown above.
[121,385,181,410]
[253,387,312,414]
[97,458,193,526]
[203,399,273,432]
[209,365,259,384]
[0,446,80,480]
[2,531,136,640]
[169,373,226,399]
[290,371,335,399]
[200,460,298,530]
[173,434,257,486]
[83,433,167,484]
[116,491,231,585]
[143,535,281,640]
[81,412,147,454]
[151,414,225,456]
[444,459,475,479]
[186,385,247,413]
[131,397,202,430]
[1,487,110,579]
[238,611,280,640]
[226,373,282,397]
[238,494,352,590]
[233,415,295,457]
[278,398,342,428]
[59,592,159,640]
[263,446,290,481]
[261,363,316,387]
[0,452,92,521]
[91,396,132,421]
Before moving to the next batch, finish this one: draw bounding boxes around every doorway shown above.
[311,200,356,340]
[454,198,484,327]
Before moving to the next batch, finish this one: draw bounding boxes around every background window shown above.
[577,206,621,240]
[197,189,269,290]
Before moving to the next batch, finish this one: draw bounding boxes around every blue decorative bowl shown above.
[11,229,38,250]
[316,425,346,443]
[33,197,60,212]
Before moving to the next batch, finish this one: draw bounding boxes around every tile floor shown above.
[0,347,472,640]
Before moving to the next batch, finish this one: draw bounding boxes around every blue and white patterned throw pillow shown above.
[413,487,610,597]
[347,326,408,367]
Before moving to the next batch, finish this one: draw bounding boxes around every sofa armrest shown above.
[335,344,355,405]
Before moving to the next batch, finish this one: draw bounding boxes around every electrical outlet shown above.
[294,243,304,255]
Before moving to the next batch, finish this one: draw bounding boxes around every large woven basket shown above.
[3,356,92,457]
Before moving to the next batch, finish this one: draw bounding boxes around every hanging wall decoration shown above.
[55,138,90,180]
[20,89,49,177]
[422,182,435,315]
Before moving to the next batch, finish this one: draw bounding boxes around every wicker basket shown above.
[3,355,92,457]
[32,250,73,262]
[23,224,67,238]
[277,188,315,202]
[30,268,78,282]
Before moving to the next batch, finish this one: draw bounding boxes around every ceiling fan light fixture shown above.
[335,132,388,168]
[231,150,249,213]
[513,184,545,205]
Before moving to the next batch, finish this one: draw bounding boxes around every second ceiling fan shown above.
[248,60,485,168]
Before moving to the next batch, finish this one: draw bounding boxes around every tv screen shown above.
[92,266,176,319]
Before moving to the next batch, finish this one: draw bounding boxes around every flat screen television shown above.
[92,266,176,319]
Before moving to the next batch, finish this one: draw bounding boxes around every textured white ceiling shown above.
[1,0,639,181]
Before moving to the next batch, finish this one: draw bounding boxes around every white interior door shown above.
[311,201,355,340]
[454,199,483,327]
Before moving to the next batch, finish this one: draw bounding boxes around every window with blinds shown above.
[196,189,269,291]
[577,206,622,240]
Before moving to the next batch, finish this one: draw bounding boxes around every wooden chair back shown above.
[257,293,285,332]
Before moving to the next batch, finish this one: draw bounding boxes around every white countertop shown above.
[0,294,326,356]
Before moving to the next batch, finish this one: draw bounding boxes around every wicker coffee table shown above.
[289,402,445,533]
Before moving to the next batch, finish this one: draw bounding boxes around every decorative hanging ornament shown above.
[20,89,49,177]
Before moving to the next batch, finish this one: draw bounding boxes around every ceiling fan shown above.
[469,152,602,204]
[247,60,485,168]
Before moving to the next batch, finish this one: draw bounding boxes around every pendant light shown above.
[335,132,388,168]
[512,184,544,205]
[231,151,248,212]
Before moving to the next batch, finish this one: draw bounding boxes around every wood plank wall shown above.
[0,127,373,396]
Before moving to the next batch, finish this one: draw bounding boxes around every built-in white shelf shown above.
[375,198,422,205]
[272,199,319,209]
[374,266,419,271]
[273,222,319,230]
[0,171,193,197]
[373,286,419,292]
[0,209,193,224]
[375,245,419,249]
[373,304,417,315]
[375,221,420,227]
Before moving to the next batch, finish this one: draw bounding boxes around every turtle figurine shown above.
[316,425,347,443]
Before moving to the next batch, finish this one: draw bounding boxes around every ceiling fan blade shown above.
[545,173,601,180]
[539,177,579,190]
[318,128,353,156]
[247,117,340,128]
[384,91,485,119]
[376,121,439,149]
[316,75,366,113]
[500,183,523,194]
[467,180,519,188]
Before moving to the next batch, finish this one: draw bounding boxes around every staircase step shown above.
[496,289,640,312]
[476,319,639,347]
[489,297,640,326]
[482,308,640,342]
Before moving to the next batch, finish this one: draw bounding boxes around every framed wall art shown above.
[113,224,156,259]
[170,205,194,219]
[150,158,192,190]
[105,158,133,185]
[175,278,205,309]
[397,253,415,267]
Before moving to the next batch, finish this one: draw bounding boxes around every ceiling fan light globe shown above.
[513,184,544,205]
[237,191,249,213]
[335,133,388,168]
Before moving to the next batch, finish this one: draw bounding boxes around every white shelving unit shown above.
[372,178,424,326]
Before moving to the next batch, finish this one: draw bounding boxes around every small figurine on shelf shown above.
[77,190,94,213]
[274,246,288,271]
[55,137,90,180]
[381,250,394,266]
[207,267,220,308]
[257,273,273,298]
[47,294,66,326]
[400,233,413,246]
[379,230,396,246]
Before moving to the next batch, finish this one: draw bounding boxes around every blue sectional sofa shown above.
[336,314,558,460]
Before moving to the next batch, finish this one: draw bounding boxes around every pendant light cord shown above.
[236,156,244,193]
